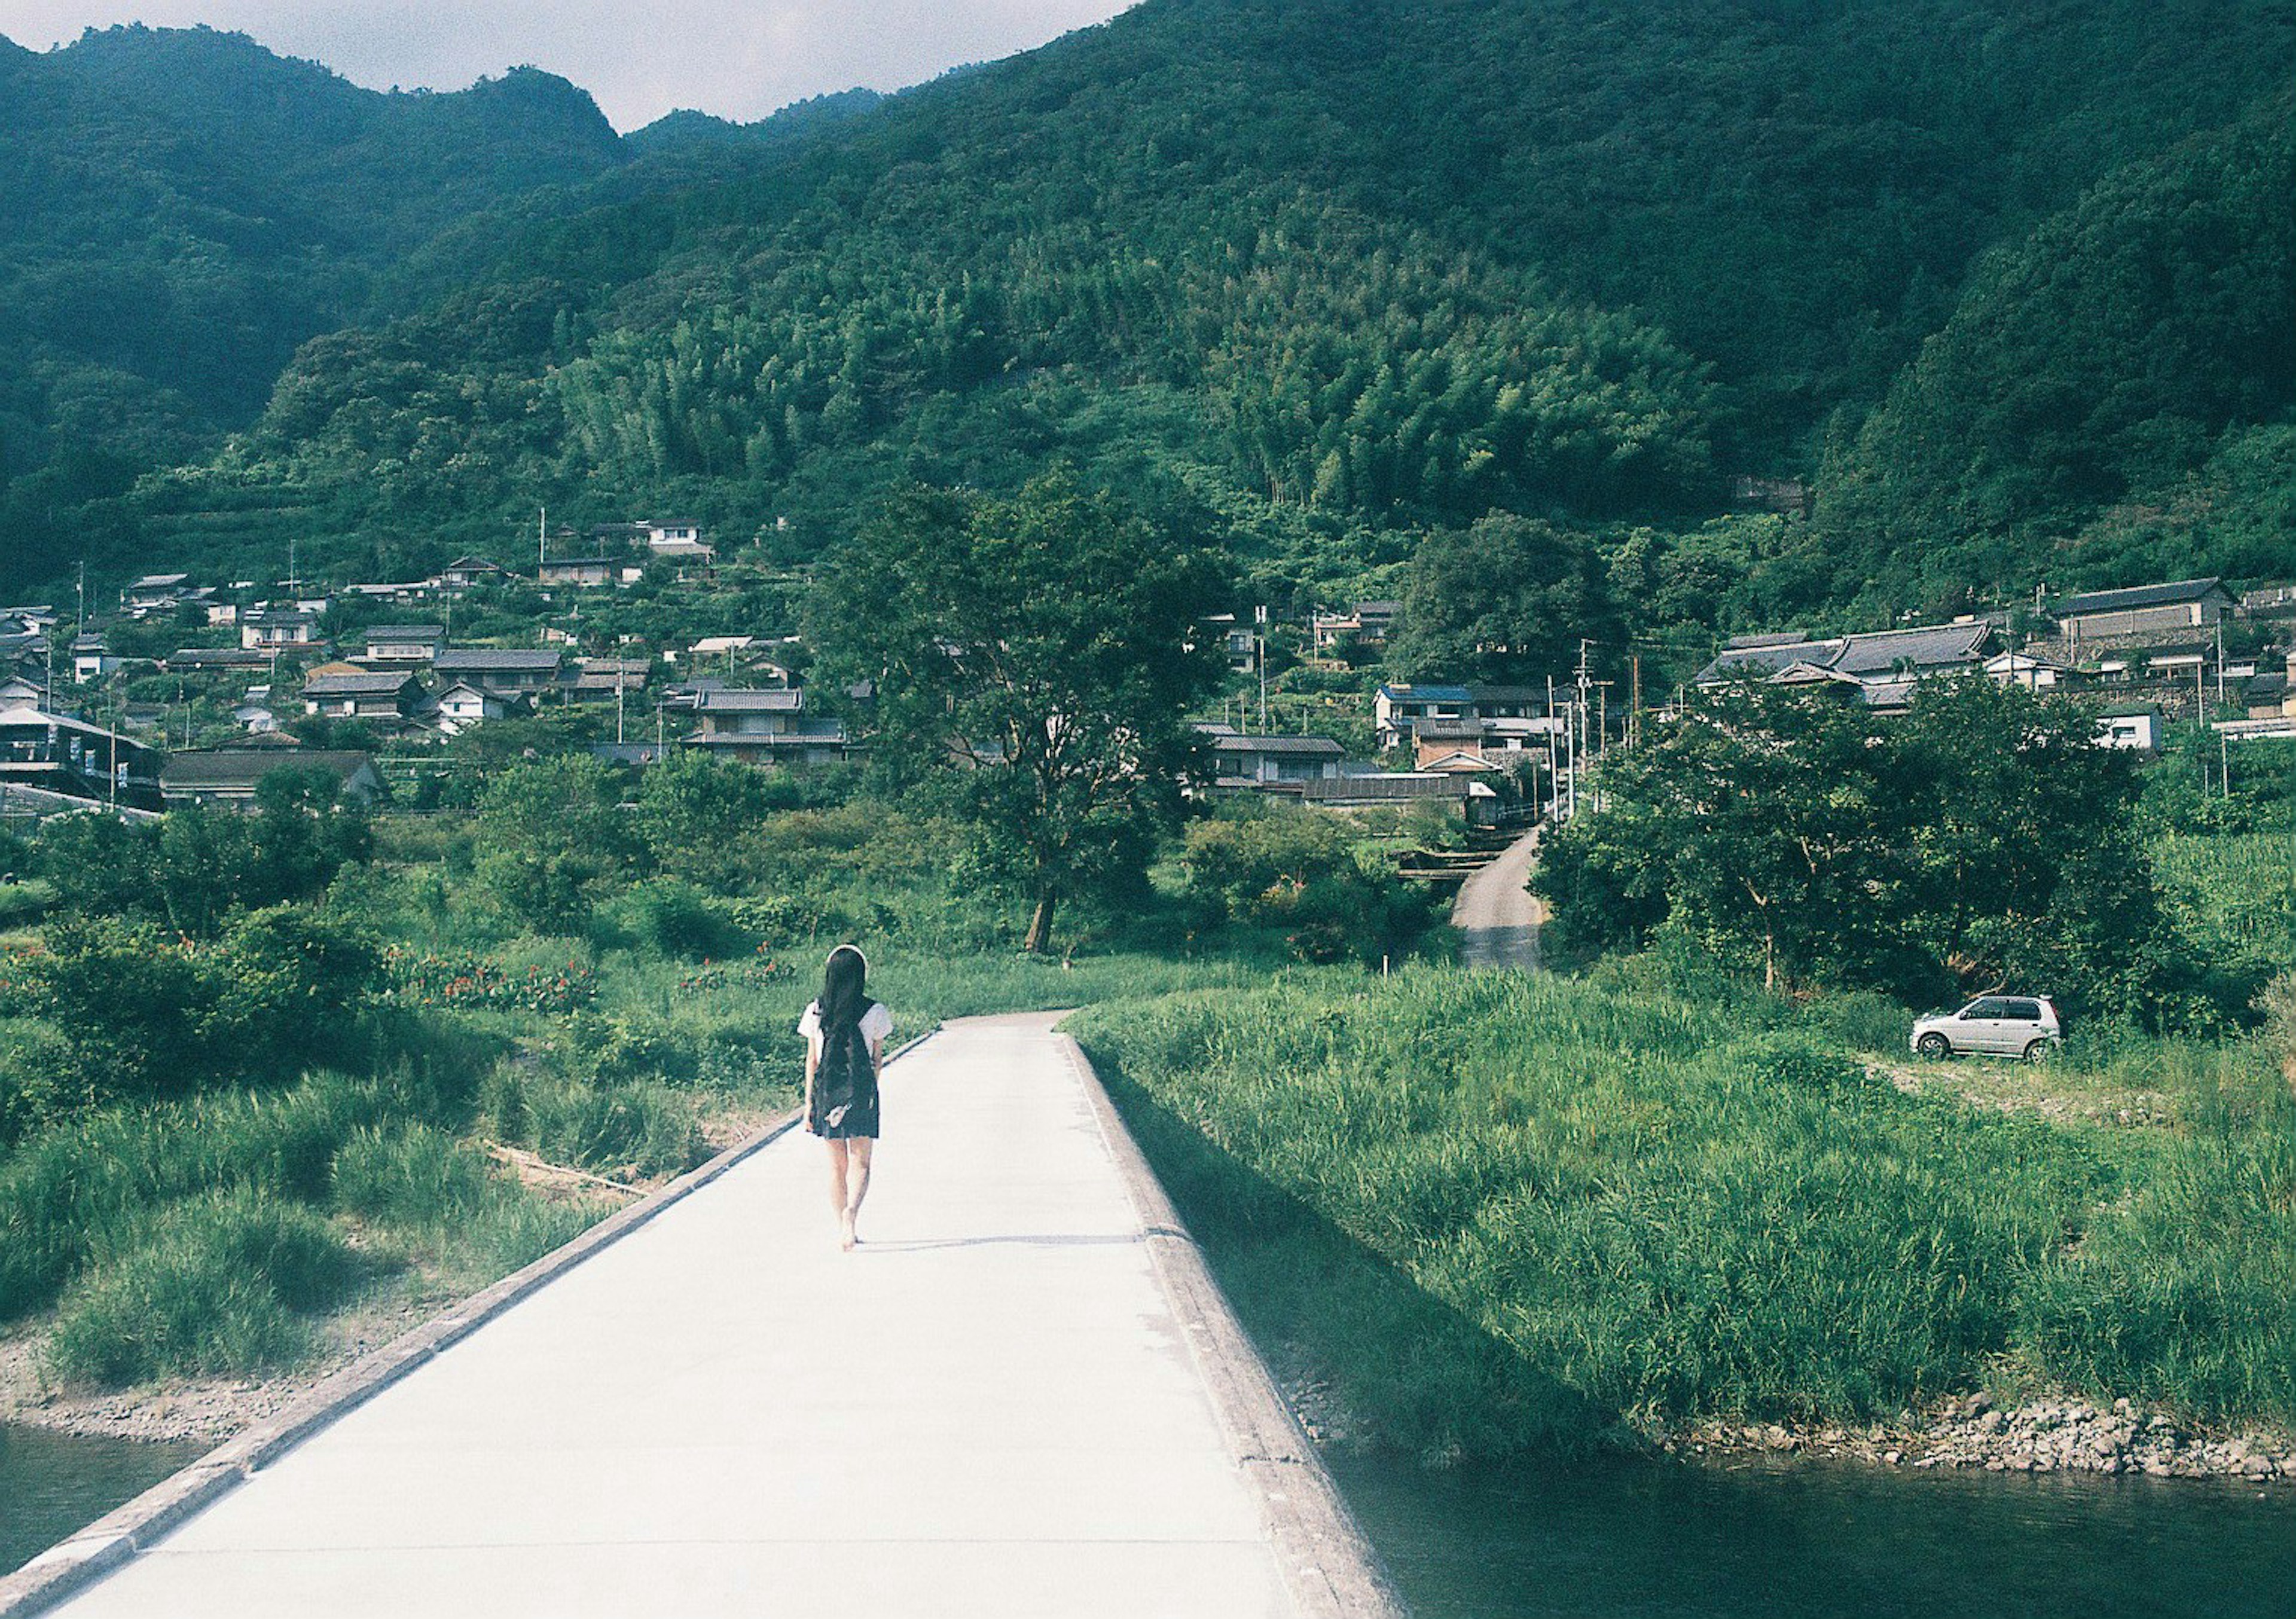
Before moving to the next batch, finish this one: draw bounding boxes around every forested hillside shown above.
[10,0,2296,628]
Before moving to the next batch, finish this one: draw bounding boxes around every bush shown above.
[604,878,755,961]
[0,1017,75,1146]
[521,1077,704,1180]
[45,1189,364,1386]
[331,1123,499,1233]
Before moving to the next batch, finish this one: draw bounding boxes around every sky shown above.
[2,0,1138,130]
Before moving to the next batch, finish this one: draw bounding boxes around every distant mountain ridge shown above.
[8,4,2295,621]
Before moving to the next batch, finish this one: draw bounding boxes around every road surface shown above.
[1452,828,1544,972]
[28,1016,1394,1619]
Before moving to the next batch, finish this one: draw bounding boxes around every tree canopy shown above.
[808,475,1227,952]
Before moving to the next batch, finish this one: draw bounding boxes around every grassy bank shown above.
[1070,967,2296,1462]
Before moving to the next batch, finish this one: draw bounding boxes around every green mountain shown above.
[11,3,2296,624]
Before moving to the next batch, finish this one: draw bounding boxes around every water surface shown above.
[1330,1448,2296,1619]
[0,1422,200,1578]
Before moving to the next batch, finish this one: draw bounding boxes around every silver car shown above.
[1910,995,2062,1061]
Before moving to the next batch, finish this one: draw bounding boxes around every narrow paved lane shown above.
[1452,827,1544,972]
[41,1016,1382,1619]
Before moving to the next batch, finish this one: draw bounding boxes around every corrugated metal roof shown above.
[695,688,802,712]
[1213,734,1342,756]
[2054,578,2227,617]
[434,649,562,671]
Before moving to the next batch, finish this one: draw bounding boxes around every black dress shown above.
[807,998,882,1140]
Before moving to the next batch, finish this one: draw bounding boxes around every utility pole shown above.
[2215,619,2225,704]
[1256,606,1268,735]
[1629,654,1642,750]
[538,505,548,567]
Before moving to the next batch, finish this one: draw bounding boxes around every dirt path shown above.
[1452,827,1544,971]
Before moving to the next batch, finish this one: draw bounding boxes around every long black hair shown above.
[818,945,869,1033]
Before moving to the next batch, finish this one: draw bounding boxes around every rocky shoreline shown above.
[1676,1394,2295,1483]
[1275,1351,2294,1484]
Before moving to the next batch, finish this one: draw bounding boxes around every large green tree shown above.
[1387,514,1621,686]
[1535,677,2178,1016]
[809,475,1226,953]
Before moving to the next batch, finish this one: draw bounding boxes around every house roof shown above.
[303,671,418,697]
[433,649,562,672]
[687,720,845,746]
[1698,622,1991,684]
[696,688,802,712]
[167,647,268,668]
[441,555,506,572]
[1466,685,1546,705]
[1377,683,1473,704]
[1211,734,1344,757]
[1299,773,1485,802]
[129,573,189,591]
[160,749,377,790]
[1830,622,1992,676]
[2054,578,2229,618]
[365,624,445,640]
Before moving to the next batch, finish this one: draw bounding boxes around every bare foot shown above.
[839,1211,857,1251]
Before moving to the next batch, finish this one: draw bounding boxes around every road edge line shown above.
[1056,1030,1411,1619]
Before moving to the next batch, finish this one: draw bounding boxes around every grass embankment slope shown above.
[1072,967,2296,1462]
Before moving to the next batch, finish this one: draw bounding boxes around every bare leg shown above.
[823,1140,850,1245]
[844,1138,875,1244]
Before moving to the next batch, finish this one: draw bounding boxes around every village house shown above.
[559,658,652,705]
[1311,600,1400,655]
[1374,683,1558,754]
[536,556,616,588]
[1983,649,2081,691]
[431,649,563,697]
[240,607,322,652]
[159,749,385,811]
[429,682,531,736]
[2245,651,2296,720]
[433,556,511,592]
[70,634,121,684]
[301,668,425,722]
[165,646,270,677]
[362,624,446,664]
[0,703,163,808]
[1196,726,1347,787]
[2052,578,2235,643]
[1695,621,1996,709]
[123,573,197,617]
[0,614,47,659]
[2095,704,2165,753]
[684,688,848,767]
[1297,771,1500,823]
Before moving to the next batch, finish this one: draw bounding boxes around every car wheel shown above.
[2023,1039,2050,1063]
[1916,1033,1950,1059]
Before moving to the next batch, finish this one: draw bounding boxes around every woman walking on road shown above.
[799,945,893,1250]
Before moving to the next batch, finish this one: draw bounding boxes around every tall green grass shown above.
[1073,967,2296,1458]
[45,1188,365,1385]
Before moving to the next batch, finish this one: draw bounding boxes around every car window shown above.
[2004,1000,2042,1021]
[1962,999,2007,1019]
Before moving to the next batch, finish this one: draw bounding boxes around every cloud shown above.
[3,0,1135,129]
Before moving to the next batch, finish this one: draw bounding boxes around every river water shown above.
[13,1422,2296,1610]
[0,1423,200,1579]
[1329,1449,2296,1619]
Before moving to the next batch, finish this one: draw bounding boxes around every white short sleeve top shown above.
[797,999,893,1053]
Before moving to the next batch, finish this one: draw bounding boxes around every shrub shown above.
[331,1123,499,1233]
[45,1189,364,1386]
[606,878,755,961]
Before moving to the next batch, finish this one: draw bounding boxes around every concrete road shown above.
[1452,828,1544,972]
[45,1017,1339,1619]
